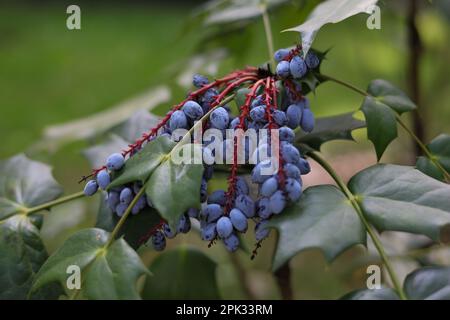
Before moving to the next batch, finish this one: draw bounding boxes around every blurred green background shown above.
[0,0,449,299]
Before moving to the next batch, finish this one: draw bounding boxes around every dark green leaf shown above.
[296,112,365,150]
[416,134,450,182]
[404,266,450,300]
[0,154,63,220]
[348,164,450,241]
[96,193,162,249]
[142,246,220,299]
[268,185,366,271]
[341,287,400,300]
[146,145,204,226]
[0,215,62,299]
[31,228,148,300]
[361,96,397,160]
[367,79,416,114]
[0,154,63,299]
[108,136,176,189]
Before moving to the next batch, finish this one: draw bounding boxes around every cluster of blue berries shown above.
[83,46,318,255]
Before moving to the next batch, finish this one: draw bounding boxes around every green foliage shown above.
[268,185,366,271]
[361,80,416,160]
[95,193,162,249]
[296,112,365,150]
[0,154,63,299]
[348,164,450,241]
[416,134,450,182]
[343,266,450,300]
[31,228,148,300]
[142,246,220,299]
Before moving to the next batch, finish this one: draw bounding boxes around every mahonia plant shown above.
[82,45,319,256]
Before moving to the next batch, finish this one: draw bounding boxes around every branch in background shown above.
[407,0,425,159]
[274,262,293,300]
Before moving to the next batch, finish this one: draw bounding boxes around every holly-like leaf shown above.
[341,288,399,300]
[268,185,366,271]
[142,246,220,299]
[416,134,450,182]
[146,144,204,226]
[0,216,62,299]
[0,154,63,220]
[367,79,416,114]
[361,80,417,160]
[342,266,450,300]
[0,154,63,299]
[284,0,378,54]
[96,193,162,249]
[361,96,397,160]
[404,266,450,300]
[31,228,148,300]
[108,136,176,189]
[296,112,365,150]
[348,164,450,241]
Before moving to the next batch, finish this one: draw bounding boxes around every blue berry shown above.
[152,231,166,251]
[169,110,188,131]
[177,214,191,233]
[279,126,295,143]
[203,203,223,223]
[193,74,209,88]
[207,190,227,206]
[115,203,128,217]
[210,107,229,129]
[300,108,315,133]
[216,216,233,238]
[106,153,125,171]
[203,165,214,180]
[131,195,147,215]
[289,56,307,79]
[83,180,98,196]
[229,208,248,232]
[260,176,278,197]
[256,197,272,219]
[272,110,287,126]
[250,106,266,122]
[285,178,302,202]
[187,208,200,218]
[284,163,300,179]
[96,169,110,190]
[182,100,204,120]
[286,104,302,129]
[163,223,177,239]
[235,176,249,195]
[274,48,290,62]
[281,143,300,164]
[255,221,270,241]
[305,51,320,69]
[223,233,239,252]
[119,187,133,204]
[269,190,286,214]
[276,61,290,78]
[229,117,241,129]
[251,159,273,183]
[106,191,119,211]
[235,194,255,218]
[203,147,215,165]
[200,178,208,202]
[296,157,311,175]
[201,223,217,241]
